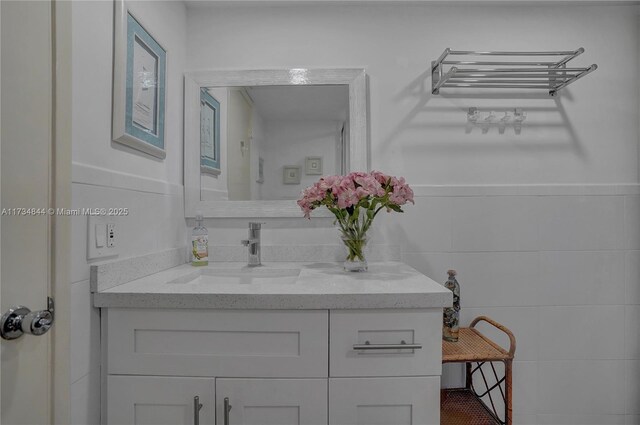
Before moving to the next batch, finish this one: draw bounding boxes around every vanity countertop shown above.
[93,261,452,310]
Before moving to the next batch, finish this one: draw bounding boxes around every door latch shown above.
[0,297,54,340]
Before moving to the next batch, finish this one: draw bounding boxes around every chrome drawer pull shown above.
[353,340,423,351]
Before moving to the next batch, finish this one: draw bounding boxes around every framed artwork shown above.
[283,166,301,185]
[200,89,221,175]
[305,156,323,175]
[256,157,264,183]
[112,0,167,159]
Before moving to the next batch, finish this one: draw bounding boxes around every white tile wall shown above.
[537,414,626,425]
[514,414,538,425]
[538,360,626,415]
[625,305,640,360]
[512,361,539,418]
[70,368,101,425]
[401,252,452,284]
[72,184,185,284]
[626,360,640,415]
[627,251,640,304]
[71,182,186,421]
[537,196,625,251]
[538,306,624,360]
[397,192,634,422]
[70,280,100,384]
[538,251,626,306]
[396,196,453,252]
[625,196,640,250]
[626,415,640,425]
[461,307,538,361]
[449,251,539,307]
[451,196,539,252]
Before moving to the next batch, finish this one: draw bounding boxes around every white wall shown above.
[188,4,638,186]
[261,120,339,200]
[70,1,187,423]
[187,4,640,424]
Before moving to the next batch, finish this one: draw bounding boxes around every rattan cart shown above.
[441,316,516,425]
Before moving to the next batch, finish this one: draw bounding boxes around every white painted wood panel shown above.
[330,309,442,377]
[329,377,440,425]
[107,375,214,425]
[108,309,328,377]
[216,378,327,425]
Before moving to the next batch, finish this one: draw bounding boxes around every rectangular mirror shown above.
[184,69,368,218]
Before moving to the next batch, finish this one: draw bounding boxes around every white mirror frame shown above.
[184,69,368,218]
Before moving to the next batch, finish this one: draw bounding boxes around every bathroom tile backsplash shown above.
[91,247,186,292]
[208,244,401,263]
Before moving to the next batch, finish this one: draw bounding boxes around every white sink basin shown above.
[168,266,301,285]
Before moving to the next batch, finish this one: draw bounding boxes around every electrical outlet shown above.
[107,223,116,247]
[87,216,119,260]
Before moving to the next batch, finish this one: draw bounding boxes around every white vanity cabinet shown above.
[103,308,442,425]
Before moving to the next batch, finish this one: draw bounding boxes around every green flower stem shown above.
[341,235,367,262]
[333,205,385,262]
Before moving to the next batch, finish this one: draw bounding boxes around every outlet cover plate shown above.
[87,215,118,260]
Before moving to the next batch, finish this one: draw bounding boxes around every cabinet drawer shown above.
[329,377,440,425]
[107,309,328,377]
[329,309,442,377]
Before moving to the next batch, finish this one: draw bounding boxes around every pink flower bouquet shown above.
[297,171,414,271]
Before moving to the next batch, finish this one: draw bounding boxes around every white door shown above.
[1,0,70,423]
[329,377,441,425]
[226,89,252,200]
[107,376,215,425]
[216,379,327,425]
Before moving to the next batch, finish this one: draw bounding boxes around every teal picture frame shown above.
[200,89,221,175]
[112,0,167,159]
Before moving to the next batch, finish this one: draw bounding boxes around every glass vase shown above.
[341,234,368,272]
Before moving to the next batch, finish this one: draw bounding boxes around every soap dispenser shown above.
[191,213,208,266]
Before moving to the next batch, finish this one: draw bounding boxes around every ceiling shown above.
[244,85,349,122]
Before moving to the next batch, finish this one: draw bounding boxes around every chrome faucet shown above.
[240,222,263,267]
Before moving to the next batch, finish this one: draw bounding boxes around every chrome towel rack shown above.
[431,48,597,96]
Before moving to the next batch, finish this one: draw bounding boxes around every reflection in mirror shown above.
[200,85,349,201]
[184,69,367,218]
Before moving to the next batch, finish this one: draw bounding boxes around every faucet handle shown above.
[241,239,251,246]
[248,222,264,230]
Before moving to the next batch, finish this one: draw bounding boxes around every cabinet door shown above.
[329,377,440,425]
[107,376,214,425]
[216,379,327,425]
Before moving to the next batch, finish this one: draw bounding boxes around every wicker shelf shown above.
[441,316,516,425]
[441,389,501,425]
